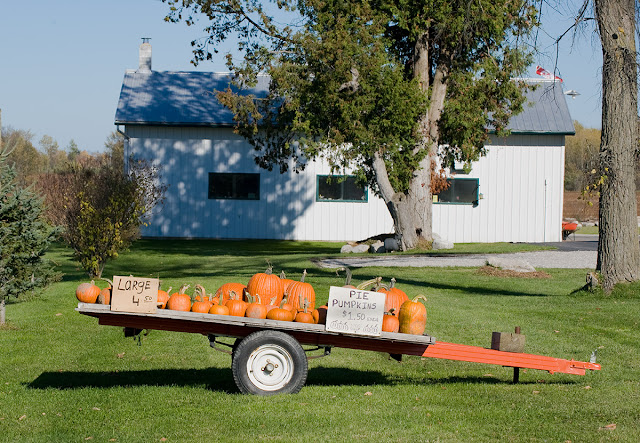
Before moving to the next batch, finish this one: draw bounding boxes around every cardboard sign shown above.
[325,286,385,336]
[110,276,159,314]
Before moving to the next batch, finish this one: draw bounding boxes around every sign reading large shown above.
[325,286,385,336]
[110,275,159,314]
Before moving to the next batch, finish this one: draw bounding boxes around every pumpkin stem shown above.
[412,295,428,305]
[302,297,309,314]
[357,276,382,291]
[389,278,397,289]
[387,308,396,316]
[194,284,207,301]
[228,290,239,301]
[300,269,307,283]
[265,260,273,275]
[99,277,114,288]
[178,284,190,294]
[269,296,277,306]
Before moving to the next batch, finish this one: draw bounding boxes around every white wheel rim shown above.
[246,344,295,391]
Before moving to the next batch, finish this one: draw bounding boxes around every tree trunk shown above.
[595,0,640,291]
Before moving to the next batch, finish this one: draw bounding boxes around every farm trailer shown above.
[76,303,601,395]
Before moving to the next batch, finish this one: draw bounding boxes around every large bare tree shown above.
[594,0,640,291]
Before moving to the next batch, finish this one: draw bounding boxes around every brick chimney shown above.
[138,38,152,73]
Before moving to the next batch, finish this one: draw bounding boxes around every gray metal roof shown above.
[115,71,270,126]
[115,73,574,135]
[503,80,575,135]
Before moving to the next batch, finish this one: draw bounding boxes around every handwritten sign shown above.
[110,276,159,314]
[325,286,385,336]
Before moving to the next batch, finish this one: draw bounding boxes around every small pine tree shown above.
[0,148,60,325]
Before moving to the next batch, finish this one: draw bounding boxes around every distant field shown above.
[564,191,640,222]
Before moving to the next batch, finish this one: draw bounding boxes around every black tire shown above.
[231,330,308,395]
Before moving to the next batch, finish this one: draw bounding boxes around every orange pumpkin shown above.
[167,284,192,311]
[266,307,294,322]
[214,282,246,305]
[398,295,428,335]
[287,270,316,311]
[279,271,296,294]
[208,294,229,316]
[294,299,314,323]
[191,284,212,313]
[157,286,171,309]
[97,286,112,305]
[226,291,248,317]
[382,309,400,333]
[245,294,268,319]
[379,278,409,316]
[76,281,100,303]
[247,266,284,306]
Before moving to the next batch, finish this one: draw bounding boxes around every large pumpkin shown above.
[379,278,409,317]
[76,281,100,303]
[167,284,192,311]
[398,295,428,335]
[286,270,316,311]
[279,271,296,294]
[214,282,246,305]
[247,266,284,306]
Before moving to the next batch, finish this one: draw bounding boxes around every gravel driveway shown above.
[318,250,596,269]
[318,235,599,269]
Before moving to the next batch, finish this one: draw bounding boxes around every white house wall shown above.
[432,134,565,243]
[126,127,565,243]
[125,126,394,241]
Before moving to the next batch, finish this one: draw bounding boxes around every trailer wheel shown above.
[231,330,307,395]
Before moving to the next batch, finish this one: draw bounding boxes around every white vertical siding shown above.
[432,134,565,243]
[126,126,394,241]
[127,126,564,243]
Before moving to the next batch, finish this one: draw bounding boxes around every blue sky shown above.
[0,0,603,153]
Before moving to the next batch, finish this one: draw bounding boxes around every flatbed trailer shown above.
[77,303,600,395]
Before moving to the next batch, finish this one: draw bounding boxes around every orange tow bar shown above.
[421,341,601,376]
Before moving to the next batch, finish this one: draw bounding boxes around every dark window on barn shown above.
[435,178,479,206]
[208,173,260,200]
[316,175,367,202]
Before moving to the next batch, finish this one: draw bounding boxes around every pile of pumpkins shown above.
[75,266,427,334]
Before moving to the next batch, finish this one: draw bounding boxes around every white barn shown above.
[115,46,574,243]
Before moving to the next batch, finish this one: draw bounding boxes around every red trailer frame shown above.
[77,303,600,394]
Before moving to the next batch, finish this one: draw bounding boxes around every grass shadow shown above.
[27,368,237,393]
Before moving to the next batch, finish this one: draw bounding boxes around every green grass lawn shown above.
[1,240,639,442]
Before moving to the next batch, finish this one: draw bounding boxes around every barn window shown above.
[316,175,367,202]
[434,178,479,206]
[208,173,260,200]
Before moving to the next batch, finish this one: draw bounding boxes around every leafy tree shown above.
[37,158,167,278]
[164,0,537,249]
[39,135,68,172]
[0,148,60,325]
[1,127,47,185]
[104,131,125,170]
[564,121,601,191]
